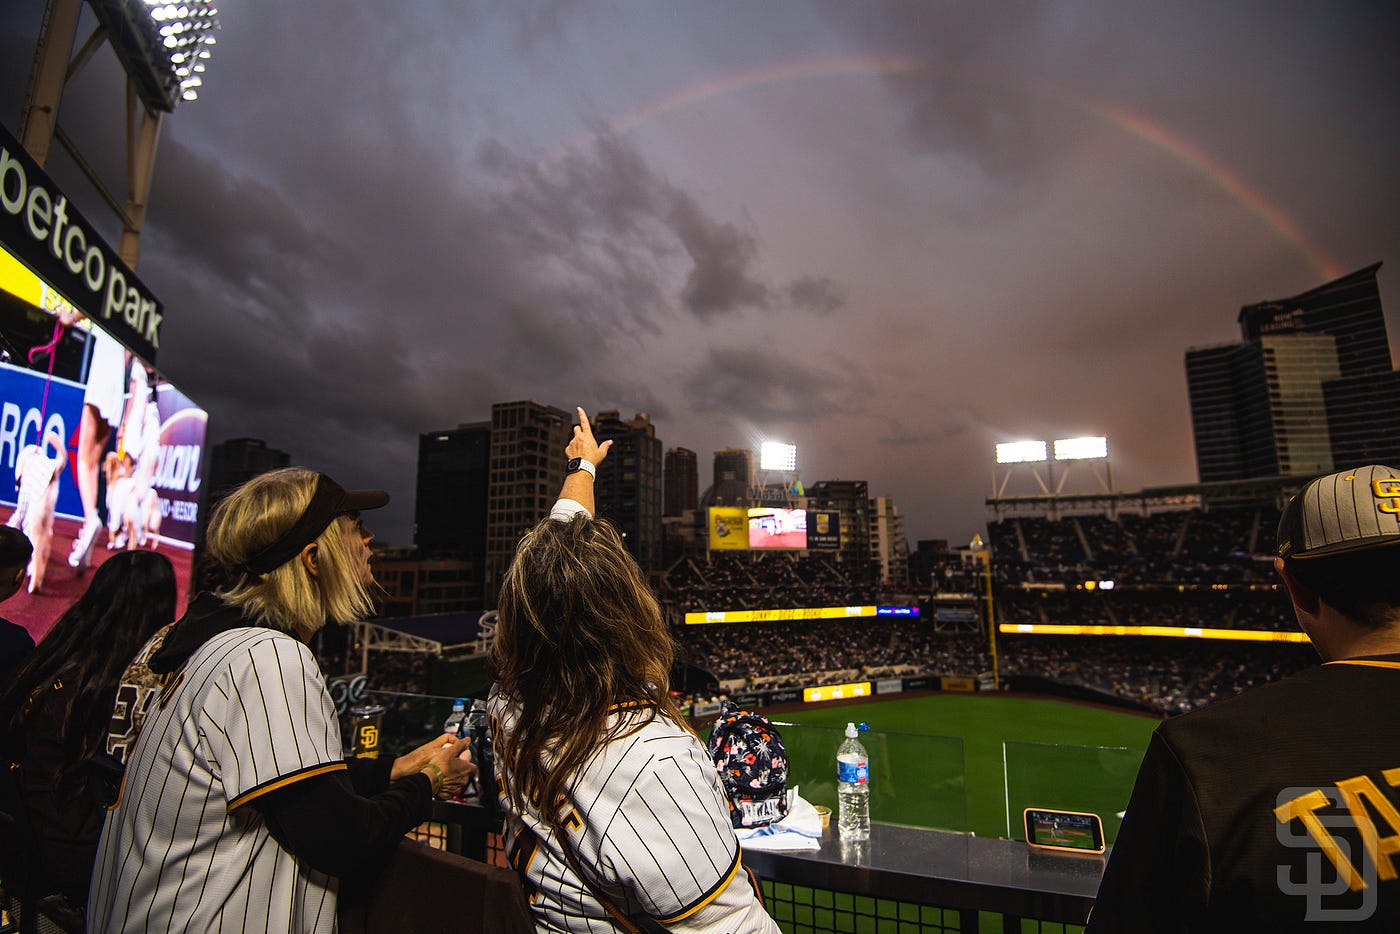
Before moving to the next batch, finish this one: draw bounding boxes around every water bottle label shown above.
[837,758,868,784]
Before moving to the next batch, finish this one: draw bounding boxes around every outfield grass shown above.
[768,693,1159,841]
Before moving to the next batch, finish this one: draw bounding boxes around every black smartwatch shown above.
[566,457,597,478]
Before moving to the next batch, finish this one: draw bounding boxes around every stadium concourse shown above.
[315,500,1316,721]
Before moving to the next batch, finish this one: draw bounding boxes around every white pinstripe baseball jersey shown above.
[89,626,347,934]
[489,690,780,933]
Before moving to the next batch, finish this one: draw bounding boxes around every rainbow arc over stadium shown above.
[540,55,1340,281]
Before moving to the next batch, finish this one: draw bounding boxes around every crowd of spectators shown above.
[997,587,1296,631]
[999,636,1314,714]
[662,551,881,611]
[335,500,1312,724]
[986,506,1281,588]
[673,619,992,690]
[672,619,1312,716]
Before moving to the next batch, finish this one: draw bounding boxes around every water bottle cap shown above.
[453,698,466,709]
[845,722,857,738]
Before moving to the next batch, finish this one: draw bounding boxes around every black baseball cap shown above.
[1276,465,1400,559]
[239,473,388,574]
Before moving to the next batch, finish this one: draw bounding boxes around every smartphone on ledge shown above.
[1022,808,1105,855]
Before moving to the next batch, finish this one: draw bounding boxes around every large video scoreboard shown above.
[1,124,208,636]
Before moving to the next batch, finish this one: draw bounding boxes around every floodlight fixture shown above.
[88,0,221,112]
[1053,436,1109,461]
[760,441,797,472]
[995,440,1048,464]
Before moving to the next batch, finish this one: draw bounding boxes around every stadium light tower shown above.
[1053,435,1113,496]
[992,440,1051,499]
[968,534,999,691]
[760,441,797,473]
[20,0,222,266]
[756,440,803,505]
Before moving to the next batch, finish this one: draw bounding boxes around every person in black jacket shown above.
[0,550,176,932]
[0,526,35,683]
[1089,465,1400,932]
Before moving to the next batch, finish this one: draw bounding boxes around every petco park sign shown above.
[0,123,162,364]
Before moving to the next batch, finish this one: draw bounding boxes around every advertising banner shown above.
[1,126,163,364]
[876,678,905,695]
[708,506,748,550]
[807,509,841,551]
[803,681,871,703]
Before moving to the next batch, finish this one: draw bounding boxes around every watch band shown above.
[567,458,597,479]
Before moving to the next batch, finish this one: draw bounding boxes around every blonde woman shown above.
[490,409,779,933]
[89,468,476,933]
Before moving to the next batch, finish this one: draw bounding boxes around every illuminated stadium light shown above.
[87,0,221,112]
[995,440,1048,464]
[1053,436,1109,461]
[760,441,797,472]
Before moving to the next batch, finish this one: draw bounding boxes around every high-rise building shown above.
[709,448,753,507]
[205,438,290,504]
[664,447,699,517]
[805,479,873,580]
[1186,263,1399,482]
[484,400,573,604]
[869,496,908,586]
[415,422,490,555]
[592,411,663,573]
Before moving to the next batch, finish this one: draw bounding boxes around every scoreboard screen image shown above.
[748,507,806,549]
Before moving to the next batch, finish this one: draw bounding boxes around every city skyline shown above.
[1,2,1396,547]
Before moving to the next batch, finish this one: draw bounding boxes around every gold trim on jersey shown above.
[608,700,657,712]
[654,846,741,924]
[1327,660,1400,670]
[227,761,348,811]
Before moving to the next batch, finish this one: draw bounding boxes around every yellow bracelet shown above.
[423,762,444,796]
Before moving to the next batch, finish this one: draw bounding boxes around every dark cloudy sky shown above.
[3,1,1397,548]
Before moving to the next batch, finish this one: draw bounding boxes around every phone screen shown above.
[1023,808,1105,854]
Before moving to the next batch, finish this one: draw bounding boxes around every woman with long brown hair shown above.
[0,550,177,931]
[489,408,778,933]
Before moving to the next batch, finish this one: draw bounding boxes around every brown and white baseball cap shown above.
[1276,465,1400,559]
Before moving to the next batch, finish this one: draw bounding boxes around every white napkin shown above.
[734,790,823,851]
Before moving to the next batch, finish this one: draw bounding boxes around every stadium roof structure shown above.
[986,475,1304,520]
[350,611,490,656]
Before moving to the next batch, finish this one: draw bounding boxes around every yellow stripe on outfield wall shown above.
[685,605,875,624]
[998,623,1310,643]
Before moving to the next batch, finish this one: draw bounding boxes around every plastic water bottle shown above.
[443,697,467,739]
[837,722,870,841]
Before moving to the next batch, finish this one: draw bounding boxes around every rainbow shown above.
[536,55,1340,281]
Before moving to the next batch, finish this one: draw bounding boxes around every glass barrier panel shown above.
[774,723,968,834]
[1002,740,1146,844]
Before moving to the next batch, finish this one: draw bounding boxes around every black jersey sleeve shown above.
[1086,729,1211,933]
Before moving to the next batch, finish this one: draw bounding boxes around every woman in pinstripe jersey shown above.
[489,408,779,933]
[87,469,475,933]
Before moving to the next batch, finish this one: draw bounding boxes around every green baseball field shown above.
[766,692,1160,843]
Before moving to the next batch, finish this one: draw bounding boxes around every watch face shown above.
[567,457,583,471]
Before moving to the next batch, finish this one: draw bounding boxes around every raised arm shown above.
[555,406,612,517]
